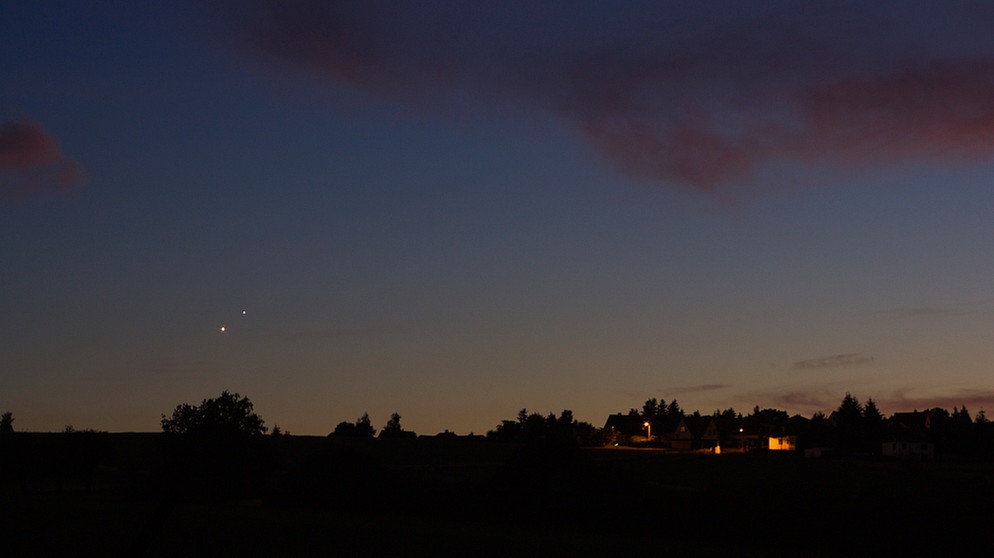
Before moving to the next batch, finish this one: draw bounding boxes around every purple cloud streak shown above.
[0,119,84,202]
[671,384,730,394]
[793,353,875,370]
[227,2,994,194]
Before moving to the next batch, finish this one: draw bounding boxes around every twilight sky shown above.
[3,1,994,435]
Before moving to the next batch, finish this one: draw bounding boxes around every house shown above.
[882,440,934,460]
[603,413,650,445]
[768,436,797,451]
[725,409,798,452]
[888,411,932,433]
[884,410,935,460]
[672,417,720,450]
[728,428,762,452]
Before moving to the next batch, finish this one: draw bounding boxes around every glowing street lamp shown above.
[644,421,651,441]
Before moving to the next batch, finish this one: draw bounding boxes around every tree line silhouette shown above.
[134,388,990,463]
[3,390,994,556]
[1,389,992,459]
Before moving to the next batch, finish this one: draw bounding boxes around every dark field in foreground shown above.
[3,434,993,556]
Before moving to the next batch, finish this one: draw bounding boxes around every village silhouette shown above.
[2,391,993,556]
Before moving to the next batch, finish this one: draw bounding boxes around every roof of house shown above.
[603,413,647,435]
[889,411,931,431]
[677,416,719,438]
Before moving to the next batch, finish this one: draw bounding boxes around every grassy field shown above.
[3,435,993,556]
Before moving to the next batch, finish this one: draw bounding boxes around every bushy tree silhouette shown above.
[156,392,276,503]
[160,390,267,436]
[488,408,597,445]
[330,413,376,437]
[378,412,415,438]
[355,413,375,437]
[0,412,13,434]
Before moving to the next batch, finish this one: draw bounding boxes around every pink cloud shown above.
[0,120,65,168]
[575,58,994,191]
[0,119,85,202]
[228,2,994,195]
[793,59,994,164]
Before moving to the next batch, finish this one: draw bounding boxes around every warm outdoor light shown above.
[644,421,651,440]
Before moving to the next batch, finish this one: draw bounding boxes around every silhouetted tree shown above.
[379,412,415,438]
[973,409,994,460]
[384,412,402,432]
[803,411,832,447]
[160,391,267,436]
[642,398,659,420]
[522,411,548,436]
[489,408,597,445]
[331,413,377,437]
[713,408,738,421]
[833,393,866,454]
[616,397,689,435]
[157,393,276,501]
[952,406,972,427]
[738,407,790,446]
[943,406,973,455]
[862,398,884,452]
[355,413,375,437]
[650,398,683,431]
[863,398,883,422]
[836,393,863,422]
[331,421,357,436]
[0,412,13,434]
[62,425,104,434]
[747,407,789,429]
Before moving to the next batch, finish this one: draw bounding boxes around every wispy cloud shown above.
[873,299,994,320]
[875,306,963,319]
[763,389,838,414]
[226,1,994,195]
[0,119,84,203]
[793,353,875,370]
[671,384,730,394]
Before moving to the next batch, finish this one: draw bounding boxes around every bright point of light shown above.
[242,310,246,315]
[220,326,226,333]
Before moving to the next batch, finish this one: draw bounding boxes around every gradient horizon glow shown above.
[3,1,993,435]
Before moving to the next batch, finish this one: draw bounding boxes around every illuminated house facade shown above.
[768,436,797,451]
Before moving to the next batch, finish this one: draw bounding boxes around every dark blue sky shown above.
[3,1,994,434]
